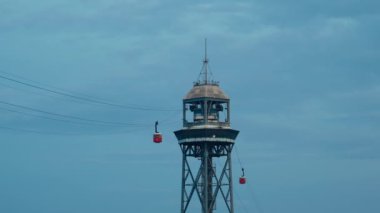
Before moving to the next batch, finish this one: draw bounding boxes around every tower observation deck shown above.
[174,42,239,213]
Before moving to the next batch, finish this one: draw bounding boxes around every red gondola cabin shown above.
[153,133,162,143]
[239,176,246,184]
[153,121,162,143]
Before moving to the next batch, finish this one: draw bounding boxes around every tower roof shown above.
[185,39,229,100]
[184,83,229,100]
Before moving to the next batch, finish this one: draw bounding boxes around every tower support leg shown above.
[180,143,234,213]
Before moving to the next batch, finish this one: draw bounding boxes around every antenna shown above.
[204,38,208,84]
[205,38,208,62]
[195,38,217,85]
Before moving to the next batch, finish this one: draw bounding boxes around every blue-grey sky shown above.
[1,0,379,212]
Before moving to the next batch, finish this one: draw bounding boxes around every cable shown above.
[0,81,102,106]
[0,125,80,136]
[246,182,264,213]
[233,145,264,213]
[0,106,146,127]
[234,145,244,169]
[0,72,179,112]
[0,106,87,124]
[0,123,152,136]
[234,188,251,213]
[0,72,183,136]
[0,70,108,101]
[214,158,250,213]
[0,100,148,127]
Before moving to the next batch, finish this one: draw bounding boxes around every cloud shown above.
[315,17,358,38]
[0,1,380,212]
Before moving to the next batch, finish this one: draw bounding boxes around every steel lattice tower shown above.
[174,44,239,213]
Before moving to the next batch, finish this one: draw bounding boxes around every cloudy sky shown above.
[0,0,379,212]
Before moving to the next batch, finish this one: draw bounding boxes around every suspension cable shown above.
[0,100,148,127]
[0,72,179,112]
[234,145,264,213]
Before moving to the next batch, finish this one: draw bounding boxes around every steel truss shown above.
[180,143,234,213]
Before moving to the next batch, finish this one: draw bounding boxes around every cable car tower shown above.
[174,41,239,213]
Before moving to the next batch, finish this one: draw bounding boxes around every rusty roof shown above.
[184,84,229,100]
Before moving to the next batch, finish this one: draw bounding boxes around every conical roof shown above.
[184,83,229,100]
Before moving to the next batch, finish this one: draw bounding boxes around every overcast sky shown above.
[0,0,379,212]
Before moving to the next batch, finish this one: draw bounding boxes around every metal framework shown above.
[180,143,234,213]
[175,43,239,212]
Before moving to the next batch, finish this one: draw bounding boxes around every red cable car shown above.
[153,121,162,143]
[239,168,246,184]
[153,133,162,143]
[239,176,246,184]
